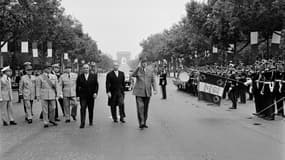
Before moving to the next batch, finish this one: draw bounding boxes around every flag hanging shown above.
[21,41,29,53]
[213,46,218,53]
[272,31,281,44]
[47,42,52,57]
[0,41,8,53]
[32,42,38,57]
[250,32,258,45]
[198,72,226,105]
[64,53,68,60]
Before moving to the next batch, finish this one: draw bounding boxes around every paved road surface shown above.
[0,74,284,160]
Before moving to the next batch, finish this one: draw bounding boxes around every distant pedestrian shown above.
[159,67,167,99]
[132,57,157,129]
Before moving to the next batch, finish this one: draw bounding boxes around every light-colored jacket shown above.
[132,67,157,97]
[0,74,13,101]
[19,75,36,100]
[59,72,77,98]
[36,73,59,100]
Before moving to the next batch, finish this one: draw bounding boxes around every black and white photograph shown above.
[0,0,284,159]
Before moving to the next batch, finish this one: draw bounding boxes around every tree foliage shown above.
[139,0,285,66]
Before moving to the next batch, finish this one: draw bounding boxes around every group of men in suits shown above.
[1,57,161,130]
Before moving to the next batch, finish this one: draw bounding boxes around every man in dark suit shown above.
[76,64,99,129]
[132,57,157,129]
[106,62,126,123]
[159,67,167,99]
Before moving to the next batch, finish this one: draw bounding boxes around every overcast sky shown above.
[61,0,206,59]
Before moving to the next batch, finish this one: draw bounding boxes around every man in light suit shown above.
[59,64,78,123]
[132,57,157,129]
[36,64,60,128]
[106,62,126,123]
[19,65,36,124]
[0,66,17,126]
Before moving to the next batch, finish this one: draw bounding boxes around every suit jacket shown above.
[59,72,78,98]
[36,73,59,100]
[76,73,99,98]
[0,74,13,101]
[159,72,167,86]
[106,70,125,94]
[132,67,157,97]
[19,75,36,100]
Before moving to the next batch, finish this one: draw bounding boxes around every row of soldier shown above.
[180,59,285,121]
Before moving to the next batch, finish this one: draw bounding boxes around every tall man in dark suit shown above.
[76,64,99,129]
[106,62,126,123]
[132,57,157,129]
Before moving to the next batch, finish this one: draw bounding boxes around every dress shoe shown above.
[79,124,85,129]
[10,121,17,125]
[120,118,125,123]
[25,117,29,122]
[89,123,93,126]
[44,124,49,128]
[55,118,60,122]
[113,120,118,123]
[229,107,237,109]
[139,125,144,130]
[65,120,71,123]
[3,121,8,126]
[49,121,58,126]
[28,119,32,124]
[71,115,76,121]
[143,124,148,128]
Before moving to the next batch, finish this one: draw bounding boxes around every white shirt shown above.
[114,70,119,77]
[84,73,89,80]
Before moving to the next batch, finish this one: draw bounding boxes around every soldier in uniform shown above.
[21,62,34,116]
[36,64,59,128]
[159,66,167,99]
[228,71,238,109]
[52,63,64,121]
[58,64,78,123]
[0,66,17,126]
[19,65,36,123]
[251,62,264,117]
[274,62,285,117]
[260,62,275,120]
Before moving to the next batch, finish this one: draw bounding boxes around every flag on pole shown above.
[0,41,8,53]
[250,32,258,45]
[272,31,281,44]
[21,41,29,53]
[64,53,68,60]
[198,72,226,105]
[213,46,218,53]
[32,42,38,57]
[47,42,52,57]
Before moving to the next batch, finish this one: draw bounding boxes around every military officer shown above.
[228,71,238,109]
[274,62,285,117]
[52,63,64,121]
[19,65,36,123]
[59,64,78,123]
[36,64,59,128]
[0,66,17,126]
